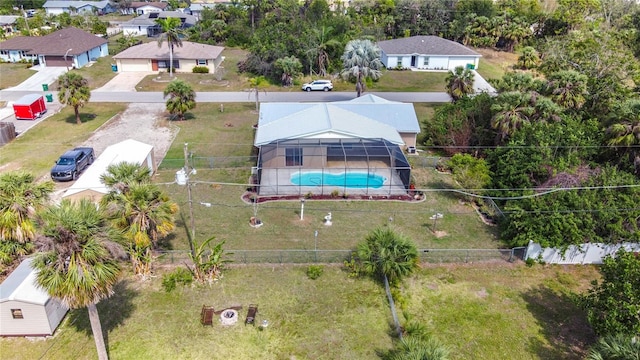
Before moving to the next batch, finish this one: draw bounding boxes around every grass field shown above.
[0,263,599,359]
[0,103,126,176]
[0,63,38,89]
[473,47,518,81]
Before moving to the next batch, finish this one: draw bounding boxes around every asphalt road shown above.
[0,89,451,103]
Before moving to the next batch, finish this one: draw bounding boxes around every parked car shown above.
[50,147,94,181]
[302,80,333,92]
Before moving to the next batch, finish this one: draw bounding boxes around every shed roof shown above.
[0,258,50,306]
[255,95,419,146]
[113,41,223,60]
[63,139,154,198]
[377,36,480,57]
[0,27,107,55]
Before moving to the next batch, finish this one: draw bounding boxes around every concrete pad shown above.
[472,70,497,95]
[94,72,156,92]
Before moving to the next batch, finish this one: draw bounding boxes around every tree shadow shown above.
[67,280,138,356]
[425,180,460,201]
[521,285,595,359]
[63,113,96,124]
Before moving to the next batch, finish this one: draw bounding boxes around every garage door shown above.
[448,58,473,70]
[44,56,69,67]
[119,59,150,72]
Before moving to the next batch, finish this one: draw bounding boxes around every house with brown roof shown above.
[377,36,481,71]
[112,41,224,73]
[0,27,108,67]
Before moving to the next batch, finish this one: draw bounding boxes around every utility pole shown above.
[184,143,196,258]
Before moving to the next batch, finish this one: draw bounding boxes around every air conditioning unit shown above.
[407,146,416,154]
[251,166,259,175]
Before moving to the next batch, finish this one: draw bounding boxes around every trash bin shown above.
[111,64,117,72]
[45,94,53,103]
[42,84,49,91]
[466,64,475,70]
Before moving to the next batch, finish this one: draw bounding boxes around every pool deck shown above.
[257,167,408,196]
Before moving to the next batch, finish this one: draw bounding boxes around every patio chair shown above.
[245,304,258,326]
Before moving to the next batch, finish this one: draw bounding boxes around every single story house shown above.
[112,41,224,73]
[119,11,196,36]
[0,15,19,36]
[0,27,108,67]
[122,1,169,15]
[377,35,481,71]
[253,95,418,197]
[42,0,116,15]
[0,258,69,337]
[63,139,155,203]
[186,3,216,20]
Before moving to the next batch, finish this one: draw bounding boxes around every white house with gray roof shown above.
[119,11,197,36]
[377,35,481,71]
[112,41,223,73]
[253,95,418,197]
[42,0,115,15]
[0,258,68,337]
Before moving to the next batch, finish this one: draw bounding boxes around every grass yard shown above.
[0,63,38,89]
[474,47,518,81]
[368,70,448,92]
[0,103,126,177]
[48,56,119,90]
[152,102,500,254]
[0,263,599,359]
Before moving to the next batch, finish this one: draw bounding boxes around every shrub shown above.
[331,190,340,198]
[304,191,313,199]
[192,66,210,73]
[306,265,324,280]
[161,267,194,292]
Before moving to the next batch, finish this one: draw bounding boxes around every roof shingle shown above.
[377,36,480,56]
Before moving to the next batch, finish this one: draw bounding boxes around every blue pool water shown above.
[291,172,387,189]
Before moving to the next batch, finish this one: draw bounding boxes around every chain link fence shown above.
[155,247,525,265]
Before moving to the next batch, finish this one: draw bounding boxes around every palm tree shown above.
[101,183,178,278]
[163,79,196,121]
[99,161,152,199]
[156,17,184,78]
[445,66,475,102]
[33,199,124,360]
[0,171,53,264]
[274,56,302,87]
[57,72,91,125]
[357,227,419,338]
[606,100,640,174]
[490,91,535,141]
[587,334,640,360]
[517,46,540,70]
[307,26,341,77]
[545,70,589,110]
[340,39,384,97]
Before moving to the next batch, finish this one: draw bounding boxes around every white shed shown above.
[0,258,68,336]
[63,139,155,203]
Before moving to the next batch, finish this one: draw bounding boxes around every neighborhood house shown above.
[112,41,224,73]
[377,35,481,71]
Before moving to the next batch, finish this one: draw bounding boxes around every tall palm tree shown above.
[587,334,640,360]
[33,199,123,360]
[156,17,184,78]
[163,79,196,121]
[101,183,178,278]
[340,39,384,97]
[357,227,419,338]
[445,66,475,102]
[57,72,91,125]
[307,26,341,77]
[0,171,53,264]
[606,99,640,174]
[100,161,151,200]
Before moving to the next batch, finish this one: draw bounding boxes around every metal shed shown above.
[0,258,68,336]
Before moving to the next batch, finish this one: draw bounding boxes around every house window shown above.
[0,50,7,55]
[11,309,23,319]
[285,148,303,166]
[424,57,429,67]
[158,60,179,69]
[197,59,207,65]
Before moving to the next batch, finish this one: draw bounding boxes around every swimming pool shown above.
[290,171,387,189]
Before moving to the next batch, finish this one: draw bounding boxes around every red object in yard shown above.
[13,94,47,120]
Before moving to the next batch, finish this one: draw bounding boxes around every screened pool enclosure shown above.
[255,138,411,196]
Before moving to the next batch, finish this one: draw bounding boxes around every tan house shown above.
[112,41,224,73]
[0,258,68,337]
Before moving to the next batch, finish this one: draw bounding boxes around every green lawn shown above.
[0,103,126,176]
[0,263,599,359]
[0,63,38,89]
[152,103,500,254]
[474,47,519,81]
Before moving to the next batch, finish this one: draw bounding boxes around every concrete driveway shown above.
[94,71,156,92]
[5,66,68,91]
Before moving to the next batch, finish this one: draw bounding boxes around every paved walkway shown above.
[5,66,68,91]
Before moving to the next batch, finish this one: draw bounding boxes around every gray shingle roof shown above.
[129,1,169,10]
[120,11,197,27]
[43,0,112,10]
[0,15,19,25]
[113,41,223,60]
[0,27,107,55]
[377,36,480,56]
